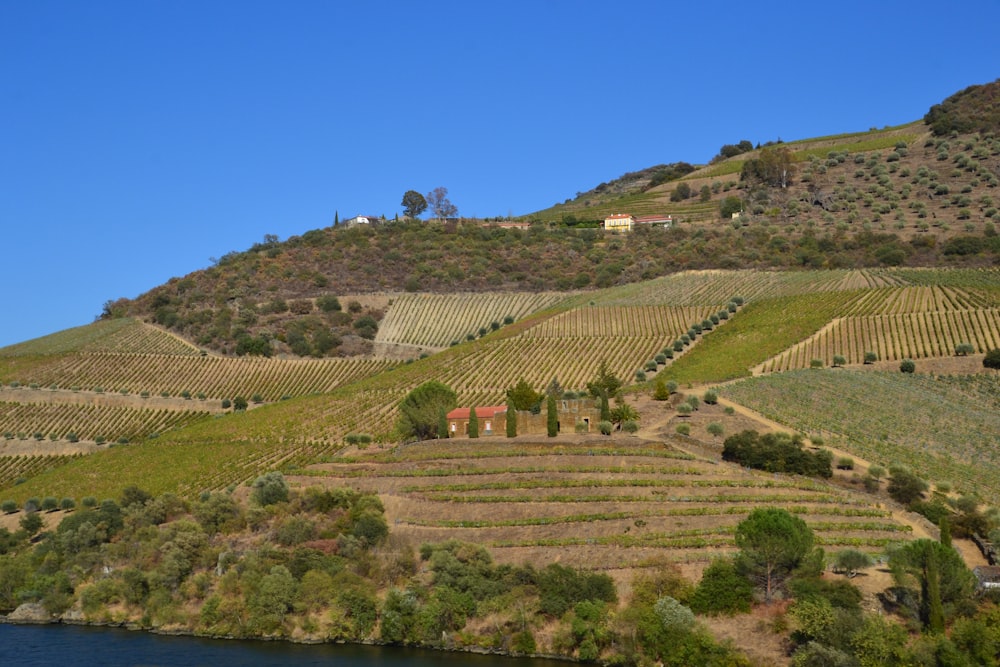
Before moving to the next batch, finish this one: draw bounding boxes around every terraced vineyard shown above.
[0,401,211,444]
[0,454,80,489]
[0,354,396,402]
[726,370,1000,503]
[292,438,915,573]
[0,318,201,356]
[375,292,568,348]
[587,268,900,308]
[757,285,1000,372]
[433,305,724,400]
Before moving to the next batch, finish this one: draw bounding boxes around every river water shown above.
[0,624,567,667]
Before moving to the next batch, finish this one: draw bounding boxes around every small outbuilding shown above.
[446,406,508,437]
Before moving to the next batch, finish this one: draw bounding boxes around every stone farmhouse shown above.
[446,399,601,437]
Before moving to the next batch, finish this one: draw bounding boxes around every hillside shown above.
[88,82,1000,359]
[3,82,1000,665]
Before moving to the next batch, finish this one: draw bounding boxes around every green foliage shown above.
[833,549,874,577]
[587,360,623,400]
[609,401,639,429]
[598,420,612,436]
[401,190,428,218]
[742,146,796,188]
[506,378,543,412]
[505,399,517,437]
[19,511,43,536]
[925,79,1000,136]
[251,471,289,507]
[887,468,928,505]
[889,538,976,630]
[233,396,248,411]
[719,196,743,219]
[984,348,1000,369]
[690,558,753,615]
[735,507,815,601]
[537,563,616,617]
[546,394,558,437]
[723,430,832,478]
[468,404,479,438]
[397,381,458,441]
[653,377,671,401]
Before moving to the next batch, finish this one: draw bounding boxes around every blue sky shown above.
[2,0,999,347]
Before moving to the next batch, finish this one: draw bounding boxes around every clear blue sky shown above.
[3,0,999,347]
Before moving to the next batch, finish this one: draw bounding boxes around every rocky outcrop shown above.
[5,602,55,624]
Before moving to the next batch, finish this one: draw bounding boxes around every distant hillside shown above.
[104,81,1000,358]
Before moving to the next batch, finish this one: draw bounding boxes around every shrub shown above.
[221,398,231,409]
[833,354,846,367]
[888,468,928,505]
[675,423,691,436]
[837,457,855,470]
[722,430,832,478]
[60,498,75,511]
[316,295,342,312]
[634,370,647,382]
[864,351,878,364]
[955,342,975,356]
[251,472,289,506]
[654,353,667,365]
[899,358,916,373]
[233,396,248,411]
[810,359,823,369]
[702,390,718,404]
[690,558,752,615]
[1,500,17,514]
[707,422,724,438]
[984,348,1000,369]
[251,393,265,404]
[598,421,613,436]
[622,420,639,434]
[644,360,657,372]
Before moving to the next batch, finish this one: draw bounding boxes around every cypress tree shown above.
[924,548,945,633]
[438,407,448,439]
[599,391,611,423]
[939,516,952,548]
[505,400,517,438]
[468,405,479,438]
[547,394,558,437]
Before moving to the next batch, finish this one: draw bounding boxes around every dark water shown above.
[0,624,566,667]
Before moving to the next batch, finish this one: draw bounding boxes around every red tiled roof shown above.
[446,406,508,419]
